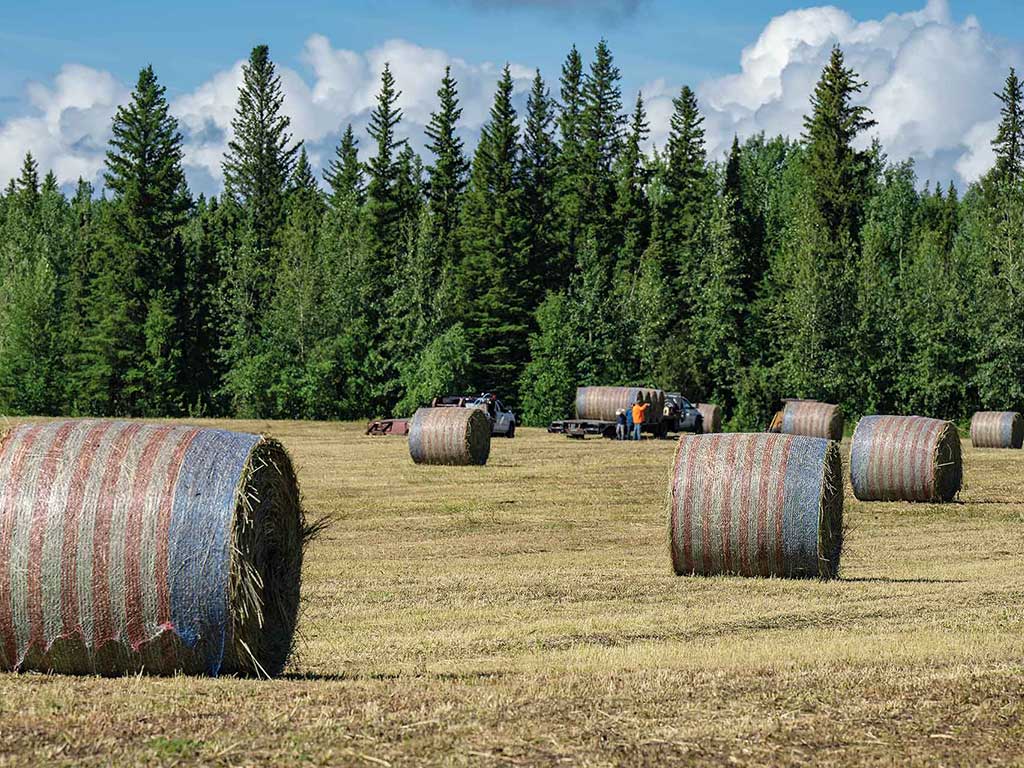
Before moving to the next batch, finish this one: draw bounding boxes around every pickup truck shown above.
[431,393,517,438]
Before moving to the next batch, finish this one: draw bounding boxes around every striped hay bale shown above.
[575,386,664,424]
[850,416,962,502]
[970,411,1023,449]
[781,401,844,441]
[696,403,722,433]
[409,407,491,466]
[0,420,306,677]
[668,433,843,579]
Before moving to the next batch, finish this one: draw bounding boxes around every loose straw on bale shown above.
[0,420,307,677]
[970,411,1023,449]
[850,416,962,502]
[575,387,664,424]
[697,403,722,433]
[667,433,843,579]
[409,407,491,466]
[780,401,844,442]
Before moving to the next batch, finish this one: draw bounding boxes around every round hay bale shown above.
[850,416,962,502]
[970,411,1024,449]
[781,401,844,441]
[575,386,664,424]
[696,403,722,433]
[409,407,491,466]
[668,433,842,579]
[0,420,305,677]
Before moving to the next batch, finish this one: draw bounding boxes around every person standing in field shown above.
[631,396,648,441]
[615,409,627,440]
[625,401,634,439]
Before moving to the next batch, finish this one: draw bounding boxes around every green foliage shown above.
[3,45,1024,432]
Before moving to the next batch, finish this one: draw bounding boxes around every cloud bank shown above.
[0,0,1021,194]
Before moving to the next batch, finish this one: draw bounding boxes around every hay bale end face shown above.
[850,415,962,502]
[780,401,844,441]
[970,411,1024,449]
[668,433,843,579]
[575,387,664,424]
[409,407,491,466]
[696,403,722,433]
[0,420,305,677]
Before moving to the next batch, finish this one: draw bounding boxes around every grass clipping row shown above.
[0,420,308,677]
[409,407,491,466]
[667,433,843,579]
[850,415,962,502]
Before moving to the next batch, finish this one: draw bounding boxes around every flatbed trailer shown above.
[548,419,669,439]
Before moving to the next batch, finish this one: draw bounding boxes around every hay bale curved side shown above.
[0,420,305,677]
[781,401,844,441]
[697,403,723,433]
[409,407,491,465]
[850,415,962,502]
[667,433,843,579]
[970,411,1024,449]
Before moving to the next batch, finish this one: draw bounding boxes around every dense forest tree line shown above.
[1,44,1022,428]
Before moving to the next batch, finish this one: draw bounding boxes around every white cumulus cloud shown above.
[0,1,1021,192]
[644,0,1022,186]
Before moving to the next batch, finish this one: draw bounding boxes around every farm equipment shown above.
[365,418,411,436]
[549,386,704,439]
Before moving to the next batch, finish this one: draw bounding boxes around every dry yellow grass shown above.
[1,420,1023,766]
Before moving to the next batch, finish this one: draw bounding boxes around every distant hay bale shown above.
[667,433,843,579]
[696,403,722,433]
[0,420,306,677]
[780,401,844,441]
[575,386,664,424]
[970,411,1023,449]
[409,407,491,466]
[850,416,962,502]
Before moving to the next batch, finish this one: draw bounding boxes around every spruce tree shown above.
[424,66,469,260]
[220,45,300,415]
[458,65,528,395]
[80,65,190,415]
[661,85,708,271]
[992,68,1023,186]
[324,124,365,208]
[555,46,586,264]
[613,92,650,274]
[520,70,561,295]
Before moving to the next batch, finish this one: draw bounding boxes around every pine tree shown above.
[220,45,300,415]
[660,85,708,271]
[424,66,469,261]
[79,65,191,415]
[555,45,586,265]
[992,68,1023,186]
[613,92,650,274]
[520,70,561,295]
[324,124,365,208]
[458,65,529,396]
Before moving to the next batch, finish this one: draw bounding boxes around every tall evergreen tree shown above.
[324,124,365,208]
[520,69,561,295]
[991,68,1023,186]
[424,66,469,263]
[458,65,528,395]
[555,45,586,266]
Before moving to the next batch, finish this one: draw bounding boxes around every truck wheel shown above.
[507,423,516,439]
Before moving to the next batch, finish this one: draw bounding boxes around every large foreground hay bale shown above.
[850,416,962,502]
[668,433,843,579]
[575,387,664,424]
[696,403,722,433]
[409,407,491,465]
[970,411,1023,449]
[781,400,844,441]
[0,420,305,677]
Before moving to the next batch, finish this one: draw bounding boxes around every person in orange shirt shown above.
[631,396,648,441]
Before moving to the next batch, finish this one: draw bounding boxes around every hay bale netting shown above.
[668,434,843,579]
[970,411,1024,449]
[575,386,664,424]
[850,416,963,502]
[780,401,845,442]
[0,420,305,677]
[409,407,491,466]
[696,403,722,433]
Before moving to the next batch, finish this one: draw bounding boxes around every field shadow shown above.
[282,669,510,683]
[841,577,967,584]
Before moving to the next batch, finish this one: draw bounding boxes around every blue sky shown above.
[1,0,1022,191]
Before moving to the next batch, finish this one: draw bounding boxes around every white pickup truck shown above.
[431,393,517,438]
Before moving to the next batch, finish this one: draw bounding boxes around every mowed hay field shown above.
[1,420,1023,766]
